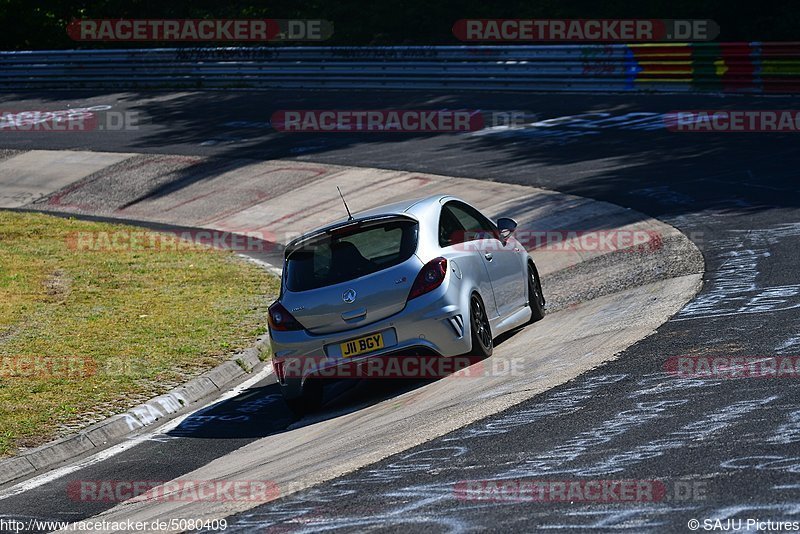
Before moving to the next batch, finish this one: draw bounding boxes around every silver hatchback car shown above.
[268,195,545,413]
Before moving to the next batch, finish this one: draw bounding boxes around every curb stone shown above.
[0,457,35,483]
[25,433,95,471]
[0,334,272,487]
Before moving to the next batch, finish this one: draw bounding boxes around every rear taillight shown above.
[408,257,448,300]
[268,301,304,331]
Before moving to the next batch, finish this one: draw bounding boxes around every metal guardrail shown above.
[1,43,799,93]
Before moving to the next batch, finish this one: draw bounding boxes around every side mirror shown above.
[497,217,518,242]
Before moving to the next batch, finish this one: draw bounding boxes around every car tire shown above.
[285,379,323,416]
[527,262,546,323]
[469,293,493,358]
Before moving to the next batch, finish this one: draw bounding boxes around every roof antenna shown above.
[337,186,354,221]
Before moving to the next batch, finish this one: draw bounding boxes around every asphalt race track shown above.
[0,153,701,532]
[1,89,799,532]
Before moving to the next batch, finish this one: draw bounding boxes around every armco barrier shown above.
[1,43,799,93]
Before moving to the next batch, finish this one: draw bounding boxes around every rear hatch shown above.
[281,216,422,335]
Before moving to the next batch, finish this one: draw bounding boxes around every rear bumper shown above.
[270,283,471,398]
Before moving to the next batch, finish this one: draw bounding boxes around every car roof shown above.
[311,194,448,232]
[351,195,441,219]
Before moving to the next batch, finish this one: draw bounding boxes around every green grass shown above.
[0,211,279,457]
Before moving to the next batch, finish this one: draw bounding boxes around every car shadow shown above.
[166,374,441,440]
[166,356,500,440]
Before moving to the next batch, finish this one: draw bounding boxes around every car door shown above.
[442,201,525,318]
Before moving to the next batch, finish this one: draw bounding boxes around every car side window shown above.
[439,201,497,246]
[439,204,464,247]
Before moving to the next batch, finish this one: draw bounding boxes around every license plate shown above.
[340,332,384,358]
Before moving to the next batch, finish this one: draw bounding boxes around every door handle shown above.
[484,252,493,261]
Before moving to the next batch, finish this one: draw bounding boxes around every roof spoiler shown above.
[284,214,417,258]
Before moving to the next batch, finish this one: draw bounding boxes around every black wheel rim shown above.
[471,296,492,349]
[529,267,544,307]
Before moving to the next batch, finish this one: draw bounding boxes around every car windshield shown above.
[285,218,418,291]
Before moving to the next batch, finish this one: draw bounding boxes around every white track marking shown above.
[0,366,274,501]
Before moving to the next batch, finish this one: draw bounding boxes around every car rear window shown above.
[285,219,418,291]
